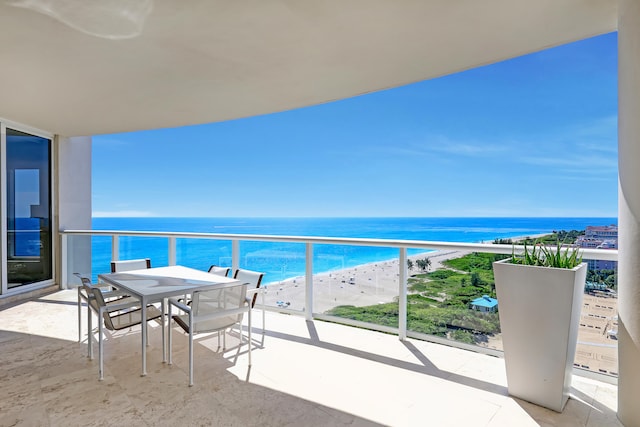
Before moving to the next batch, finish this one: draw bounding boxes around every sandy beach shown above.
[261,250,469,313]
[260,234,551,313]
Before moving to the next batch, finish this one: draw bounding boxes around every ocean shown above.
[91,217,617,284]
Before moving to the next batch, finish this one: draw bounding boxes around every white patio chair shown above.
[168,281,254,386]
[90,286,162,380]
[75,273,132,347]
[233,269,265,331]
[110,258,151,272]
[208,265,231,277]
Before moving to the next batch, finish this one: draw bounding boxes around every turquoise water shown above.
[90,217,616,283]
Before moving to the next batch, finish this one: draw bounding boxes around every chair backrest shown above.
[233,269,264,308]
[74,273,96,300]
[73,273,93,288]
[89,287,117,331]
[89,286,160,331]
[111,258,151,272]
[191,283,248,334]
[208,265,230,277]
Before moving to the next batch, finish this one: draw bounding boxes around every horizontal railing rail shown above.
[60,229,618,261]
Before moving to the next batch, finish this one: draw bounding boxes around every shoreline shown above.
[261,231,556,312]
[262,249,470,313]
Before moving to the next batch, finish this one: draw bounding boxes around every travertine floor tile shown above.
[0,290,622,427]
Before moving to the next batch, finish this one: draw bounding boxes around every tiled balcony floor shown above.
[0,290,622,427]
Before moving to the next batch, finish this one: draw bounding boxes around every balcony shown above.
[1,288,620,426]
[38,229,620,425]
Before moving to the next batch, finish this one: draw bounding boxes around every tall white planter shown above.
[492,259,587,413]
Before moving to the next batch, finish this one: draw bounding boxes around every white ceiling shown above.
[0,0,617,137]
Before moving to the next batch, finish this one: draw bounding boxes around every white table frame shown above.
[98,265,240,376]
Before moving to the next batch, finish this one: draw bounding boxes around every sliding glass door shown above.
[5,128,52,288]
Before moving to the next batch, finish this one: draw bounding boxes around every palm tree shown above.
[416,258,431,272]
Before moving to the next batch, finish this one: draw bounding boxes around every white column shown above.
[617,1,640,425]
[57,136,92,287]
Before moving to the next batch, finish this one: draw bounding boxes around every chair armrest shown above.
[247,288,262,296]
[77,283,129,298]
[104,300,140,313]
[168,298,191,313]
[245,287,263,305]
[193,306,249,324]
[101,289,130,299]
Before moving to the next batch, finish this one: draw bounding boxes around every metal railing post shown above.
[305,242,313,320]
[399,247,408,341]
[168,237,177,266]
[112,235,119,261]
[232,239,240,272]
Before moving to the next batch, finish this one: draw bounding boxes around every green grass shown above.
[327,252,506,345]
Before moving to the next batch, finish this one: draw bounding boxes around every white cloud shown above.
[519,154,617,170]
[382,136,507,158]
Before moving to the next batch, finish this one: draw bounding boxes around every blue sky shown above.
[93,32,618,218]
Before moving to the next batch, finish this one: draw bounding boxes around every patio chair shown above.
[75,273,132,347]
[90,286,162,380]
[208,265,230,277]
[110,258,151,272]
[168,281,252,386]
[233,269,265,331]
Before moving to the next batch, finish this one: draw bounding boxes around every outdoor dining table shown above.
[98,265,240,376]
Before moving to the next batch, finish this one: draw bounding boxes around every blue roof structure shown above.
[471,295,498,308]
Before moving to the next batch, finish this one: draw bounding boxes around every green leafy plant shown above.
[510,240,583,269]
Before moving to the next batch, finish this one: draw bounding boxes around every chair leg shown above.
[77,290,82,343]
[248,308,252,366]
[161,299,166,363]
[98,313,104,381]
[168,304,173,365]
[262,291,266,333]
[88,305,93,360]
[188,325,194,387]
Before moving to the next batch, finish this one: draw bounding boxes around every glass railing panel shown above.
[406,250,505,348]
[118,236,169,268]
[238,240,307,311]
[65,234,94,284]
[175,238,233,271]
[90,234,112,280]
[575,270,618,377]
[402,248,618,378]
[315,244,405,330]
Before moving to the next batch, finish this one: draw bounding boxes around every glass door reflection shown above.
[6,128,52,287]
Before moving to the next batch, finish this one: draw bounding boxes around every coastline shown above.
[262,249,470,313]
[261,232,556,313]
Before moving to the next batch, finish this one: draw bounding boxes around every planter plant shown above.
[492,241,586,413]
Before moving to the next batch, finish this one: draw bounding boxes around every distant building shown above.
[585,225,618,240]
[576,225,618,271]
[470,295,498,313]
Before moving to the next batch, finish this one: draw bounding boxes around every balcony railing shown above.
[60,229,619,380]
